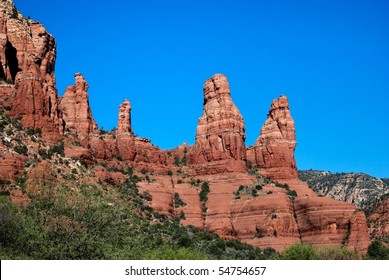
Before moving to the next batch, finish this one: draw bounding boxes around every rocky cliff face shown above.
[298,170,389,209]
[189,74,246,174]
[60,73,98,137]
[247,95,297,179]
[0,1,375,255]
[0,0,63,142]
[367,197,389,240]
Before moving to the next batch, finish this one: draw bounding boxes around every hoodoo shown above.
[189,74,247,174]
[60,73,98,137]
[247,95,298,179]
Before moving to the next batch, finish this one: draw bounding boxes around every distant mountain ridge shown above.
[298,170,389,209]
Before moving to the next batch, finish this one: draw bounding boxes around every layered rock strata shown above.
[117,99,133,135]
[247,95,297,179]
[60,73,98,137]
[1,0,63,142]
[189,74,246,174]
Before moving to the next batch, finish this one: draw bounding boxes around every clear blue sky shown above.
[14,0,389,178]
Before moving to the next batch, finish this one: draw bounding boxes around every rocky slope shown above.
[298,170,389,209]
[299,170,389,242]
[0,0,376,256]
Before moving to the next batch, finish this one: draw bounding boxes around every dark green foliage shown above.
[173,156,180,167]
[287,190,297,200]
[199,182,210,202]
[38,149,50,160]
[0,179,11,186]
[14,145,28,155]
[26,128,42,136]
[140,168,148,175]
[112,154,123,161]
[167,170,173,176]
[234,183,263,199]
[181,153,187,166]
[15,174,27,192]
[0,179,278,260]
[174,193,186,208]
[49,142,65,157]
[367,241,389,260]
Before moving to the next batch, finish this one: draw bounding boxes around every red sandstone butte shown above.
[189,74,246,174]
[247,95,297,179]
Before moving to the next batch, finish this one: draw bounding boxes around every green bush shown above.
[14,145,28,156]
[49,142,64,157]
[367,241,389,260]
[199,182,210,202]
[174,193,186,208]
[281,244,360,260]
[281,244,317,260]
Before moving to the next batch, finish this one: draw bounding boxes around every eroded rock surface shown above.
[1,0,63,142]
[60,73,98,137]
[247,95,297,179]
[189,74,246,174]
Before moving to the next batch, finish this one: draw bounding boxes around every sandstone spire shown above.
[247,95,298,179]
[189,74,246,173]
[117,99,133,135]
[60,73,98,136]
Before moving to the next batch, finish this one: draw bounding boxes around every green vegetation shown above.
[280,244,360,260]
[49,142,65,157]
[366,240,389,260]
[0,177,273,260]
[14,144,28,156]
[173,150,187,167]
[26,128,42,136]
[199,181,210,202]
[173,193,186,208]
[234,183,264,200]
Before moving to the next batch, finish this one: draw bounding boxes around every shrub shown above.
[174,193,186,208]
[367,240,389,260]
[14,145,28,156]
[199,182,210,202]
[49,142,64,157]
[287,190,297,201]
[281,244,316,260]
[173,156,180,167]
[141,168,148,175]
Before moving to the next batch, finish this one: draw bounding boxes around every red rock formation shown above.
[1,0,63,142]
[247,95,297,179]
[189,74,246,174]
[294,196,370,253]
[117,99,133,135]
[60,73,98,137]
[368,198,389,239]
[0,153,26,180]
[346,211,370,253]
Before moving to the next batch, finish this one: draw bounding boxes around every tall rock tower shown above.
[247,95,298,179]
[189,74,246,173]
